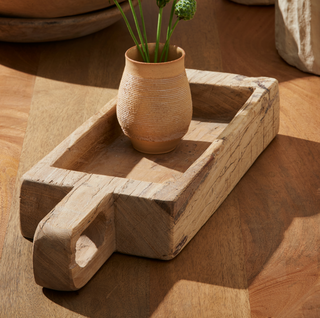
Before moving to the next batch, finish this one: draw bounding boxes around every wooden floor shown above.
[0,0,319,317]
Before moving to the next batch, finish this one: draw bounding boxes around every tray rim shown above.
[21,68,279,219]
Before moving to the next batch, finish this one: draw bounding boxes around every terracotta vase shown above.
[117,43,193,154]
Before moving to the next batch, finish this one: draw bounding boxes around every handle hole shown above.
[75,211,107,267]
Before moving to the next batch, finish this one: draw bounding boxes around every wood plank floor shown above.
[0,42,40,256]
[214,3,320,317]
[0,1,319,317]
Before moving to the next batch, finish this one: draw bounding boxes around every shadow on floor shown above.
[43,134,320,317]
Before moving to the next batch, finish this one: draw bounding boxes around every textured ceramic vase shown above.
[117,43,193,154]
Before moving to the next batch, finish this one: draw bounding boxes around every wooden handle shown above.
[32,176,116,291]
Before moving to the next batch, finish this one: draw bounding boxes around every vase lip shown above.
[125,43,186,65]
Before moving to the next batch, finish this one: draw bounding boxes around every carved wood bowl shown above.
[0,0,126,18]
[0,0,134,43]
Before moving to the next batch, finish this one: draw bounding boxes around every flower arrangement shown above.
[112,0,197,63]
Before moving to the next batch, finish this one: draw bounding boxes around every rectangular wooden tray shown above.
[19,69,280,291]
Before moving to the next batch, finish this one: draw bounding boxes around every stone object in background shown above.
[275,0,320,75]
[229,0,274,5]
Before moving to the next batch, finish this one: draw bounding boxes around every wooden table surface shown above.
[0,1,319,317]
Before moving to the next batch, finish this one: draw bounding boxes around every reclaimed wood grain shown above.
[20,69,279,291]
[0,0,319,316]
[1,1,243,315]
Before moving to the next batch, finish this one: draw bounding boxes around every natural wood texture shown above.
[20,69,279,290]
[0,1,135,43]
[33,174,117,290]
[0,43,39,257]
[215,1,320,317]
[0,0,319,316]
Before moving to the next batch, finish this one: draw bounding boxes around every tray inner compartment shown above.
[53,84,252,184]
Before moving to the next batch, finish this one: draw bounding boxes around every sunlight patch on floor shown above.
[151,279,251,318]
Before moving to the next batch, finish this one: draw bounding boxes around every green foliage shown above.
[156,0,171,8]
[113,0,197,63]
[175,0,197,21]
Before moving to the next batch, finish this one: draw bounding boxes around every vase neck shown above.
[124,44,186,79]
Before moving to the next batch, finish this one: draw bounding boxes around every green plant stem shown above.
[138,0,149,62]
[127,0,149,62]
[154,7,163,63]
[165,0,177,62]
[159,19,180,62]
[113,0,146,61]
